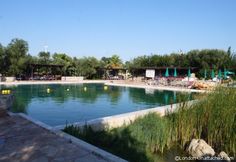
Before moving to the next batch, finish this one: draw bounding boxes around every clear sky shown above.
[0,0,235,61]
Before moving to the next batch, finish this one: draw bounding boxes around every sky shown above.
[0,0,235,61]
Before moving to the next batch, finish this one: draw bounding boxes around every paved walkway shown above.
[0,115,108,162]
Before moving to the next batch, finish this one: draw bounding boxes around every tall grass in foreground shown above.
[64,87,236,161]
[64,114,178,162]
[167,87,236,155]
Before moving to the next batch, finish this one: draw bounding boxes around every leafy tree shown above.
[22,55,39,77]
[38,51,50,64]
[227,46,231,57]
[129,55,149,68]
[52,53,74,75]
[100,55,123,69]
[1,38,236,79]
[6,39,29,76]
[231,51,236,68]
[29,55,40,64]
[108,55,123,68]
[100,57,110,68]
[0,44,5,74]
[127,49,234,77]
[75,57,99,79]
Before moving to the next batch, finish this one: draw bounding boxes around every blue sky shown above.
[0,0,235,61]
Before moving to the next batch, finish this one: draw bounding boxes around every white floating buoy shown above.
[66,88,70,91]
[47,88,50,93]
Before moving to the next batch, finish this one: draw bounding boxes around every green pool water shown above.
[3,83,194,126]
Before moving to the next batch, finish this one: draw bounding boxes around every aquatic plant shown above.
[167,87,236,155]
[128,113,171,153]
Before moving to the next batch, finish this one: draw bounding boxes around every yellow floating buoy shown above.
[84,87,87,91]
[47,88,51,93]
[1,89,11,95]
[104,86,108,90]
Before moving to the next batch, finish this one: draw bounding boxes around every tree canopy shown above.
[4,39,29,76]
[0,38,235,79]
[128,49,233,70]
[38,51,51,64]
[0,44,6,74]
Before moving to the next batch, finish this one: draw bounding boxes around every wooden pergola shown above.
[97,67,127,79]
[29,63,64,80]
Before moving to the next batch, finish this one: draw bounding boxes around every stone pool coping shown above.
[0,80,106,85]
[7,112,127,162]
[53,100,197,131]
[105,82,207,93]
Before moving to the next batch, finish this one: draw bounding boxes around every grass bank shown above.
[64,87,236,162]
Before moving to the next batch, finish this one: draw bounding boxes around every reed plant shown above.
[167,87,236,156]
[127,113,171,153]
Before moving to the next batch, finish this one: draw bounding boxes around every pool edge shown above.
[7,112,127,162]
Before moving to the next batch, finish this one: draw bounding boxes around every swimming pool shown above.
[5,83,194,126]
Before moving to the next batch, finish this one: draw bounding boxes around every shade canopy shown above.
[188,68,191,77]
[174,68,177,77]
[227,71,235,75]
[165,68,169,77]
[218,69,222,79]
[224,68,227,79]
[211,69,215,79]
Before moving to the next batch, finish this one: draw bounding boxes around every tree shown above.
[6,38,29,76]
[100,57,110,68]
[108,55,123,68]
[52,53,74,75]
[0,44,5,74]
[227,46,231,57]
[100,55,123,69]
[75,57,99,79]
[129,55,149,68]
[232,52,236,67]
[38,51,50,64]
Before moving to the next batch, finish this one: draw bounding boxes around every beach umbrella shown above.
[188,68,191,77]
[174,68,177,77]
[218,69,222,79]
[165,68,169,77]
[227,71,235,75]
[204,69,207,79]
[211,69,215,79]
[224,68,227,79]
